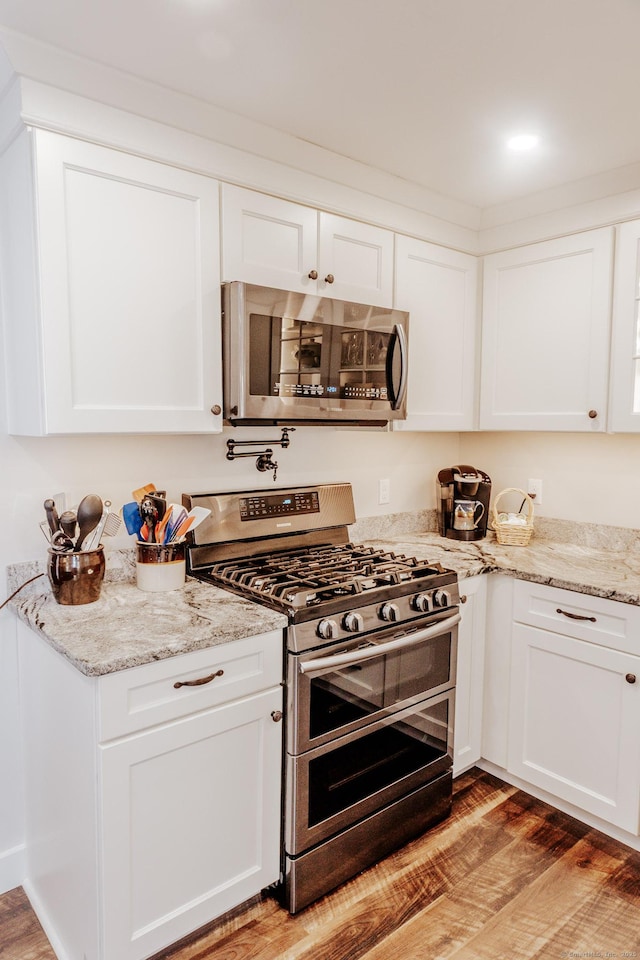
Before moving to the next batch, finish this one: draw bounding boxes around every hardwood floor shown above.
[3,770,640,960]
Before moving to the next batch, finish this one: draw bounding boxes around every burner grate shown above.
[203,543,447,608]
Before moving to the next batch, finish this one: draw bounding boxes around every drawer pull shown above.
[556,608,596,623]
[271,710,283,722]
[174,669,224,689]
[626,673,637,684]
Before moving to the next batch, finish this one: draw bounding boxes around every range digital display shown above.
[239,490,320,521]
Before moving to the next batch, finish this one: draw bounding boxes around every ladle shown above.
[74,494,104,551]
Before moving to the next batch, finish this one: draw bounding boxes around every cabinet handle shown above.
[460,595,467,604]
[556,608,596,623]
[556,607,598,623]
[210,404,222,416]
[174,669,224,689]
[271,710,283,722]
[324,274,335,284]
[626,673,637,684]
[308,269,318,280]
[588,410,598,419]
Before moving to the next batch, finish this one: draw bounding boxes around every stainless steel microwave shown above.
[222,282,409,426]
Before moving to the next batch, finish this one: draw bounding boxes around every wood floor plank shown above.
[0,887,56,960]
[5,770,640,960]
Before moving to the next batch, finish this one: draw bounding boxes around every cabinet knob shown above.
[588,409,598,419]
[324,274,335,284]
[626,673,637,684]
[271,710,283,722]
[308,269,318,280]
[210,404,222,416]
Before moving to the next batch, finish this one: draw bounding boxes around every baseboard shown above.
[22,879,68,960]
[477,759,640,853]
[0,841,26,895]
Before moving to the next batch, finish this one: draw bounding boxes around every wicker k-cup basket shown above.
[491,488,535,546]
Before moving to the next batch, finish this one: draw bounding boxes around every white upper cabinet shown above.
[221,184,394,306]
[480,229,614,431]
[0,130,222,435]
[609,218,640,431]
[394,235,478,431]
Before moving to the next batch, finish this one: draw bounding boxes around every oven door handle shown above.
[299,612,461,675]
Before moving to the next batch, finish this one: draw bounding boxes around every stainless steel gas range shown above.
[183,482,460,913]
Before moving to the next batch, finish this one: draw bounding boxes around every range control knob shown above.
[317,618,339,640]
[413,592,432,613]
[380,602,400,622]
[343,611,364,633]
[433,589,452,609]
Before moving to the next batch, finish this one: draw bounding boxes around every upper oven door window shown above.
[289,611,459,755]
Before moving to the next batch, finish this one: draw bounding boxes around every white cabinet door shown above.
[100,686,283,960]
[610,218,640,431]
[453,576,487,775]
[317,212,394,307]
[394,235,478,431]
[1,129,222,435]
[508,623,640,832]
[480,229,613,431]
[221,185,318,292]
[221,185,394,306]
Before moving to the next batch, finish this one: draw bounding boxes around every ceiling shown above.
[0,0,639,211]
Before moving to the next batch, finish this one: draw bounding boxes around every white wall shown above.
[0,421,460,893]
[461,431,640,528]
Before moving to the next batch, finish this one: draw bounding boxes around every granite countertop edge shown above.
[7,529,640,677]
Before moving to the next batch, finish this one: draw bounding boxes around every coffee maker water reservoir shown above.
[437,465,491,541]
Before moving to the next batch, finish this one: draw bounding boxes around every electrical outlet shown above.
[527,478,543,505]
[378,478,390,505]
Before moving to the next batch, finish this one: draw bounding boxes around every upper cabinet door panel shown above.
[480,229,614,431]
[394,235,478,431]
[221,185,317,292]
[318,213,394,307]
[6,130,222,434]
[610,218,640,432]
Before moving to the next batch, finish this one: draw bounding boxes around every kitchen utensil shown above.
[59,510,78,540]
[74,494,104,552]
[83,500,111,551]
[154,505,173,545]
[51,529,75,552]
[147,493,167,520]
[165,505,188,541]
[132,483,156,503]
[122,501,143,537]
[139,497,159,543]
[43,498,60,536]
[84,510,121,550]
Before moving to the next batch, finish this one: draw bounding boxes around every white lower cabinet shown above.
[453,575,487,775]
[100,687,282,960]
[19,624,283,960]
[506,581,640,834]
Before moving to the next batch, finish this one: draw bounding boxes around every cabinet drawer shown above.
[512,580,640,654]
[98,630,283,741]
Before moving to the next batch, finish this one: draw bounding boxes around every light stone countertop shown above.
[8,519,640,677]
[7,554,287,677]
[356,532,640,605]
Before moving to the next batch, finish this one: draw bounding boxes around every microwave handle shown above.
[299,612,461,675]
[386,323,408,410]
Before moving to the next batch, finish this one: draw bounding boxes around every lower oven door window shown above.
[290,611,458,754]
[286,689,454,855]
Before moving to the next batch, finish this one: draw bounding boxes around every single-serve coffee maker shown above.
[437,465,491,541]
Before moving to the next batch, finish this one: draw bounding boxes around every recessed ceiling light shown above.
[507,134,540,152]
